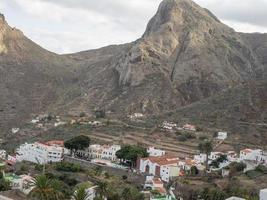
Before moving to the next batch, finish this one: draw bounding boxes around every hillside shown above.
[0,0,267,140]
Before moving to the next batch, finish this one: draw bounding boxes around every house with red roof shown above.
[137,155,181,182]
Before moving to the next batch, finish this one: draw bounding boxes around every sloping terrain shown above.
[0,0,267,139]
[63,0,266,115]
[0,14,80,134]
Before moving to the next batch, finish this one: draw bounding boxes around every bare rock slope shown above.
[0,0,267,135]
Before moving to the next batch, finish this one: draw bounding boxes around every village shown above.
[0,116,267,200]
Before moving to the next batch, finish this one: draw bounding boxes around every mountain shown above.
[0,0,267,137]
[0,14,79,133]
[67,0,266,114]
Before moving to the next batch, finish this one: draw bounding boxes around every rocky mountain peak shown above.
[0,14,26,55]
[0,13,5,22]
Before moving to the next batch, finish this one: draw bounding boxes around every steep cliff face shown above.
[105,0,264,112]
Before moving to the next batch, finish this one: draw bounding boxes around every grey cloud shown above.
[195,0,267,28]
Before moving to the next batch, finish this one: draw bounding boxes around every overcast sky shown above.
[1,0,267,54]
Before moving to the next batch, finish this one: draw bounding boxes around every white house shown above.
[77,144,121,162]
[144,176,166,196]
[4,174,34,195]
[162,121,177,131]
[7,155,17,165]
[128,113,144,120]
[137,155,180,182]
[227,151,239,162]
[194,153,207,164]
[16,141,65,164]
[260,188,267,200]
[240,149,265,163]
[0,150,6,160]
[217,132,228,140]
[226,197,245,200]
[147,147,166,157]
[11,128,19,134]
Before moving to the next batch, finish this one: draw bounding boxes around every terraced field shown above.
[87,131,198,158]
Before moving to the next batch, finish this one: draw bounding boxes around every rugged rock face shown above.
[82,0,265,113]
[0,0,267,135]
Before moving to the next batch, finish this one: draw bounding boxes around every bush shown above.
[95,110,105,118]
[246,170,263,179]
[255,165,267,173]
[56,162,81,172]
[199,135,208,140]
[178,135,187,142]
[79,112,86,117]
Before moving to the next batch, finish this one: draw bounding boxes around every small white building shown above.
[162,121,177,131]
[7,155,17,165]
[226,197,245,200]
[16,141,65,164]
[144,176,166,196]
[194,153,207,164]
[0,150,6,160]
[227,151,239,162]
[209,152,224,161]
[77,144,121,162]
[137,155,180,182]
[4,174,34,195]
[11,128,20,134]
[240,149,265,163]
[147,147,166,157]
[260,188,267,200]
[217,132,228,140]
[128,113,144,120]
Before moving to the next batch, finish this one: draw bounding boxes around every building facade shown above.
[16,141,64,164]
[147,147,166,157]
[0,150,6,160]
[77,144,121,162]
[137,155,180,182]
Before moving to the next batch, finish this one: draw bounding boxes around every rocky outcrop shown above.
[0,0,267,134]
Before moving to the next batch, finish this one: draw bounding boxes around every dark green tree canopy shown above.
[116,145,148,164]
[64,135,90,151]
[198,140,213,154]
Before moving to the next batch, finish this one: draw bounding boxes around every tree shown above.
[116,145,148,167]
[96,181,109,200]
[201,188,226,200]
[64,135,90,155]
[79,112,86,118]
[198,140,213,172]
[0,173,11,192]
[29,175,63,200]
[73,185,91,200]
[95,110,105,119]
[121,186,144,200]
[190,166,199,175]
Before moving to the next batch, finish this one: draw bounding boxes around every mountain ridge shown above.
[0,0,266,138]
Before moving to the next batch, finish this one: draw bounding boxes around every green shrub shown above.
[178,135,187,142]
[56,162,81,172]
[79,112,86,117]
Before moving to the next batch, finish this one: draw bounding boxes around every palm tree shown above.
[96,181,108,200]
[198,139,213,172]
[73,186,91,200]
[29,175,63,200]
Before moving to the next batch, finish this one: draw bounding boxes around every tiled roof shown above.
[142,155,179,166]
[152,178,163,185]
[241,149,252,153]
